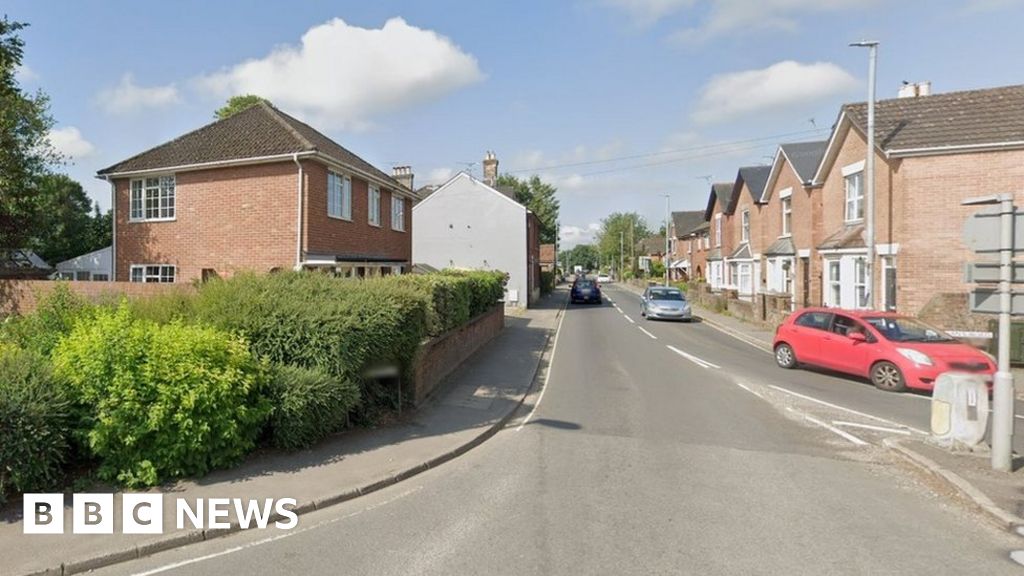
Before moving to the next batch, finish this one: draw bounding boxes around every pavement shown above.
[622,279,1024,534]
[80,282,1024,575]
[0,292,565,576]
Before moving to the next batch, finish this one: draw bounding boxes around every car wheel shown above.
[774,343,797,369]
[871,361,906,392]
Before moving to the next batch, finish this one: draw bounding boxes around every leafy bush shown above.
[266,364,360,450]
[129,290,196,324]
[1,284,94,356]
[438,269,506,317]
[0,345,70,505]
[52,305,270,487]
[540,271,554,295]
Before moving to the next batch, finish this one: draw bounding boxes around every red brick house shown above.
[668,210,706,281]
[704,182,736,291]
[96,102,416,283]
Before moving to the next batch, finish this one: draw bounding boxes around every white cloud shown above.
[48,126,96,159]
[97,73,181,115]
[196,17,484,131]
[426,167,455,184]
[560,223,602,248]
[15,64,38,84]
[691,60,858,125]
[602,0,696,26]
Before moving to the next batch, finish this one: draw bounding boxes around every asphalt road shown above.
[92,286,1022,575]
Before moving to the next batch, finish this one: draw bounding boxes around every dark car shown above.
[571,278,602,304]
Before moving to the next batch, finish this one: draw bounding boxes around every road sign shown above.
[962,207,1024,253]
[969,288,1024,315]
[964,261,1024,283]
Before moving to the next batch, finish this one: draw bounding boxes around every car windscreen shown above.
[649,290,684,301]
[863,316,955,342]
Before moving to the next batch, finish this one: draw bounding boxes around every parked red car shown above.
[772,307,995,392]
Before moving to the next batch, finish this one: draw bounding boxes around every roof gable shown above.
[670,210,705,238]
[728,166,771,212]
[762,140,826,202]
[703,182,735,220]
[411,171,528,213]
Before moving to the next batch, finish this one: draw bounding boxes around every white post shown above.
[664,195,671,287]
[992,194,1016,472]
[851,41,878,310]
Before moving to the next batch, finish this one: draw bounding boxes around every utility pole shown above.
[630,220,635,278]
[851,40,878,309]
[619,231,624,280]
[664,194,671,287]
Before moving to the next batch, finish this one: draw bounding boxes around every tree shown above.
[595,212,650,274]
[559,244,599,272]
[214,95,270,119]
[495,174,559,244]
[29,174,111,264]
[0,17,61,251]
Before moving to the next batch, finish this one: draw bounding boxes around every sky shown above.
[8,0,1024,248]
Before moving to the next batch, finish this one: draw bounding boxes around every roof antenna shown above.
[808,117,817,128]
[457,162,477,176]
[696,175,712,185]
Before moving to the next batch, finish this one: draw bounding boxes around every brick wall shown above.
[410,305,505,405]
[0,280,194,317]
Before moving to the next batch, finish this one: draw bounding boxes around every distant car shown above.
[570,278,602,304]
[772,307,996,392]
[597,274,611,283]
[640,286,692,321]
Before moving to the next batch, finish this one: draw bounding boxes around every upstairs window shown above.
[368,185,381,226]
[844,171,864,222]
[391,195,406,231]
[328,171,352,220]
[130,176,175,221]
[714,214,722,247]
[780,189,792,236]
[741,210,750,243]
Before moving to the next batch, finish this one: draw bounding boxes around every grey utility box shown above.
[930,372,989,449]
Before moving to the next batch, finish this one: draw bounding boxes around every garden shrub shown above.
[439,269,506,317]
[0,344,70,505]
[129,290,196,324]
[51,305,270,487]
[266,363,360,450]
[1,284,94,356]
[540,271,554,295]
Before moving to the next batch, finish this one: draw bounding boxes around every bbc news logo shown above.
[23,494,298,534]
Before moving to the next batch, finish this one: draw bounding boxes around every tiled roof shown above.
[818,224,866,250]
[540,244,556,264]
[843,84,1024,153]
[763,237,796,256]
[780,141,827,183]
[729,243,752,259]
[704,181,736,219]
[637,235,666,255]
[670,210,705,238]
[97,102,404,189]
[706,248,722,261]
[735,166,772,203]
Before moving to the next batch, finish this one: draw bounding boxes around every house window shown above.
[714,214,722,247]
[130,176,175,221]
[781,259,792,294]
[328,171,352,220]
[74,271,90,281]
[741,210,750,243]
[781,195,792,236]
[854,257,868,308]
[391,195,405,231]
[368,185,381,226]
[703,233,710,249]
[828,260,841,306]
[738,263,752,295]
[130,265,175,283]
[844,171,864,222]
[883,256,897,311]
[92,273,109,282]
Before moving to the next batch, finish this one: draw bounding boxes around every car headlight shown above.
[897,348,933,367]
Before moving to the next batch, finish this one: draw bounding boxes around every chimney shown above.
[898,81,932,98]
[482,150,499,187]
[392,166,414,191]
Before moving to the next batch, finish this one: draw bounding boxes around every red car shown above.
[772,308,995,392]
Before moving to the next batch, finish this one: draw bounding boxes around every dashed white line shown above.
[667,345,720,369]
[734,381,764,398]
[624,315,635,324]
[768,385,928,435]
[638,327,657,340]
[787,408,869,446]
[831,420,912,435]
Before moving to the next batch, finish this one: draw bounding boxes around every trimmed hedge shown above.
[0,345,70,505]
[266,364,360,450]
[52,305,271,487]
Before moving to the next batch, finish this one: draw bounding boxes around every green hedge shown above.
[540,271,554,295]
[52,305,271,487]
[0,344,70,505]
[1,284,94,356]
[266,363,360,450]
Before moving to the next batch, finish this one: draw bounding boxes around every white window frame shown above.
[854,256,868,308]
[827,259,841,307]
[129,175,176,222]
[882,256,897,311]
[130,264,176,283]
[368,185,381,226]
[779,188,792,237]
[328,171,352,220]
[714,214,722,247]
[93,273,110,282]
[391,195,406,232]
[844,170,864,223]
[741,210,750,243]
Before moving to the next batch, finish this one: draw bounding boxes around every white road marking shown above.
[786,408,869,446]
[734,381,764,398]
[127,487,423,576]
[624,315,635,324]
[768,385,928,435]
[1011,550,1024,567]
[638,327,657,340]
[667,345,721,369]
[516,304,566,432]
[832,420,912,435]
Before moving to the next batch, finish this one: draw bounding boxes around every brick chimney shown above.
[482,151,499,187]
[392,166,414,191]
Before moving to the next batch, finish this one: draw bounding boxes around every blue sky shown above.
[8,0,1024,247]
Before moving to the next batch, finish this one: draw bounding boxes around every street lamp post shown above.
[664,195,671,287]
[620,231,624,281]
[851,40,878,310]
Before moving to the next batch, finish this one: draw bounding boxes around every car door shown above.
[819,314,872,375]
[787,311,833,366]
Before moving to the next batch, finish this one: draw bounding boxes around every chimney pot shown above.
[482,150,499,187]
[392,165,414,190]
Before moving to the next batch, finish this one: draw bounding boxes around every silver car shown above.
[641,286,692,321]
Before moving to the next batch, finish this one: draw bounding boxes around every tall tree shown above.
[495,174,560,244]
[214,94,270,119]
[595,212,650,274]
[29,174,110,264]
[559,244,600,272]
[0,17,61,251]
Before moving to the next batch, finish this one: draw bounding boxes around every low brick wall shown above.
[0,280,195,317]
[411,305,505,406]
